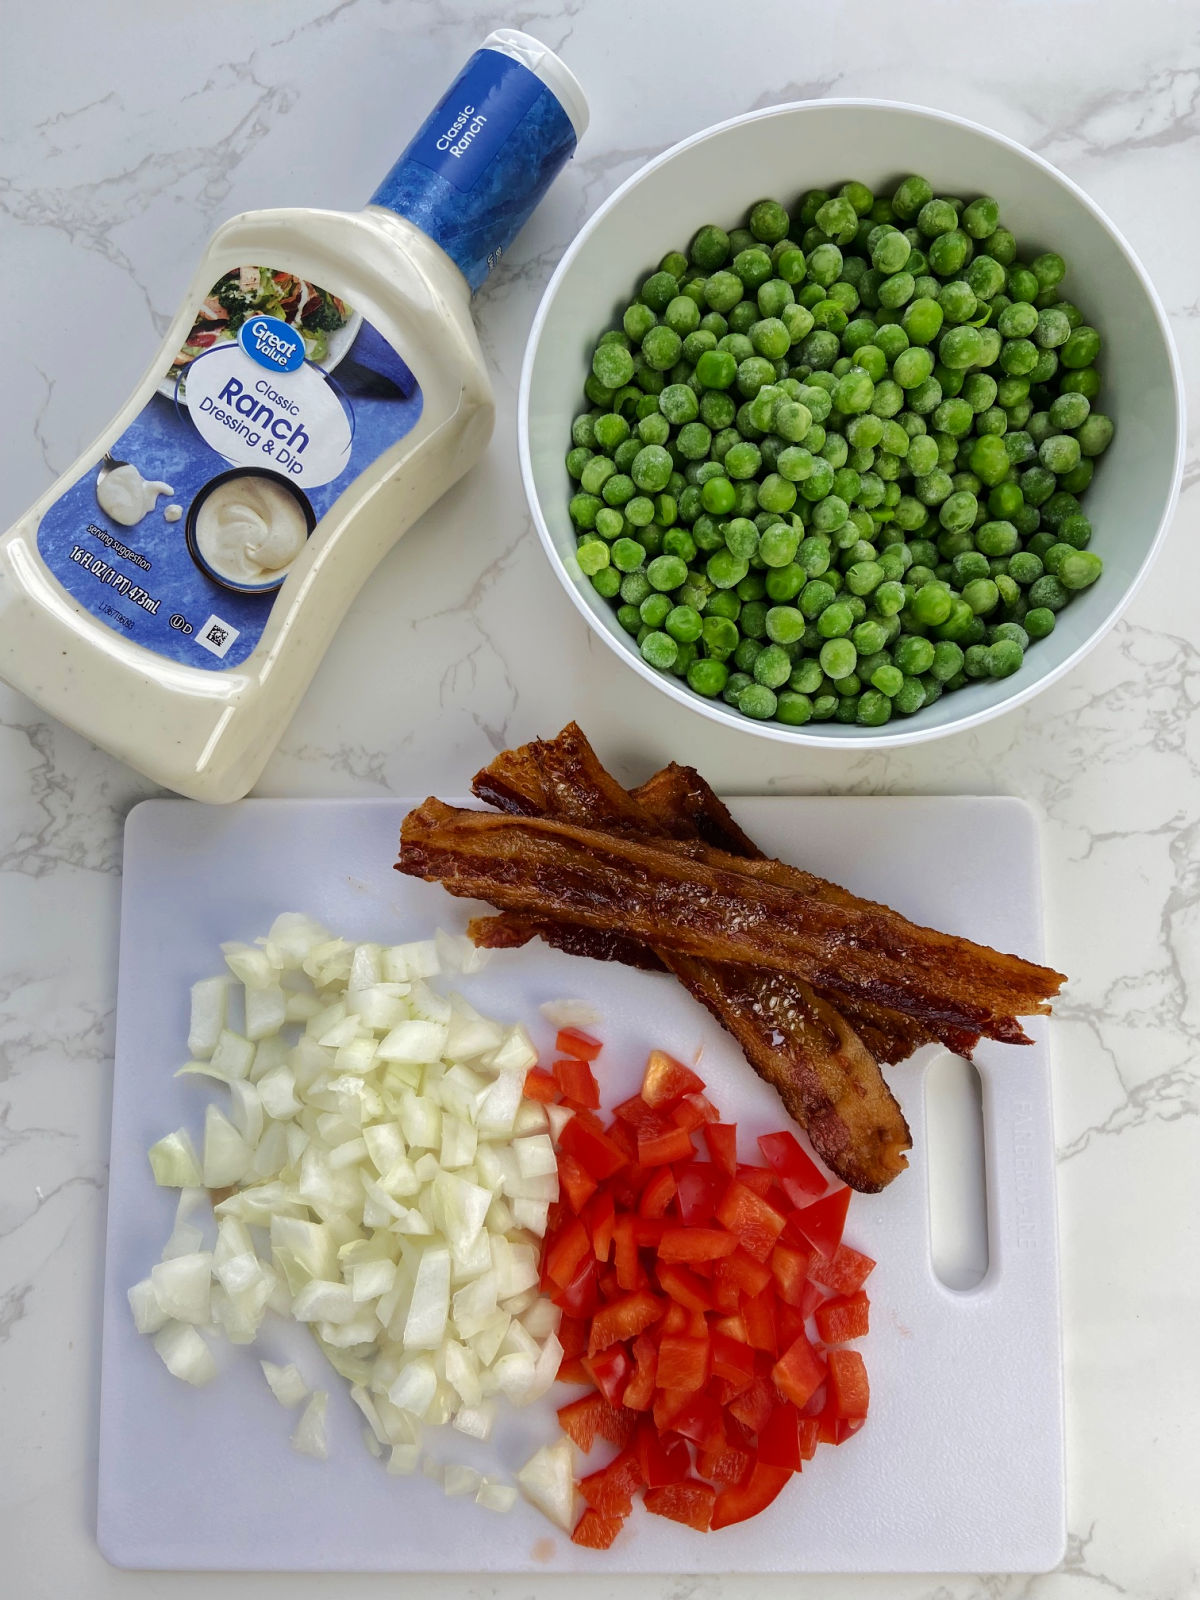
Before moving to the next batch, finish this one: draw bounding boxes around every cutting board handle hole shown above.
[925,1052,990,1290]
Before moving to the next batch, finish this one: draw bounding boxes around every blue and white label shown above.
[239,315,306,373]
[371,46,576,290]
[36,263,423,672]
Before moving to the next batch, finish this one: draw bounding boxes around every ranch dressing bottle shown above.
[0,30,586,801]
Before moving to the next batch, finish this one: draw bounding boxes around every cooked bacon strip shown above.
[466,728,912,1190]
[472,733,947,1062]
[397,798,1063,1045]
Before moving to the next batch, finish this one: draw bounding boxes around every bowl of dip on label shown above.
[185,468,315,595]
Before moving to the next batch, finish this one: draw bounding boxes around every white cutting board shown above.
[98,796,1064,1574]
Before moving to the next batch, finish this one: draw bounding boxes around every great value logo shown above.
[238,316,305,374]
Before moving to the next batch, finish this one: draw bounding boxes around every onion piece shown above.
[290,1391,328,1458]
[147,1129,203,1188]
[539,997,601,1029]
[153,1321,216,1386]
[188,977,229,1058]
[260,1360,309,1408]
[517,1438,578,1531]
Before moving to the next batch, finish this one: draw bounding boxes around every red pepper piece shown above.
[545,1216,591,1287]
[698,1440,753,1485]
[769,1242,814,1307]
[702,1122,738,1176]
[657,1260,715,1313]
[658,1226,737,1262]
[553,1054,600,1110]
[557,1254,599,1319]
[522,1066,558,1102]
[579,1447,644,1516]
[716,1180,787,1263]
[711,1330,755,1386]
[655,1334,711,1393]
[638,1124,696,1166]
[556,1027,602,1061]
[583,1189,616,1262]
[757,1403,805,1472]
[582,1342,632,1407]
[559,1114,628,1182]
[773,1332,827,1410]
[638,1166,677,1218]
[623,1331,658,1410]
[789,1186,851,1260]
[557,1391,635,1452]
[571,1507,625,1548]
[636,1420,692,1487]
[557,1150,598,1215]
[757,1130,826,1200]
[587,1288,664,1355]
[641,1050,705,1107]
[809,1242,876,1295]
[669,1391,726,1452]
[710,1462,791,1528]
[741,1287,778,1354]
[643,1479,717,1531]
[815,1290,870,1343]
[827,1346,870,1418]
[675,1163,724,1225]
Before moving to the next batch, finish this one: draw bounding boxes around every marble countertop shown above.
[2,1,1197,1595]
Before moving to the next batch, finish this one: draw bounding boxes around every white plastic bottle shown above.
[0,30,586,801]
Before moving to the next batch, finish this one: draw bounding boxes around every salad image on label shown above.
[169,266,356,384]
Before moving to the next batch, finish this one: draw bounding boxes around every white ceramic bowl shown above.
[520,100,1185,747]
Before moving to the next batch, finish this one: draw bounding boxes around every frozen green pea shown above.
[1024,606,1056,640]
[705,271,745,312]
[723,670,753,705]
[928,229,970,275]
[1061,325,1101,368]
[687,658,729,698]
[737,682,779,719]
[696,348,738,389]
[641,630,678,670]
[1040,434,1082,475]
[818,637,857,680]
[1076,413,1114,457]
[631,444,674,492]
[576,538,611,576]
[593,342,635,389]
[641,325,683,371]
[987,638,1024,677]
[690,224,731,270]
[640,592,672,627]
[707,548,749,588]
[1028,574,1070,611]
[1058,550,1103,590]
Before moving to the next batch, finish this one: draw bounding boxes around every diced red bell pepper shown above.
[727,1374,775,1434]
[815,1290,870,1343]
[712,1312,749,1344]
[638,1166,677,1218]
[713,1248,773,1312]
[809,1242,876,1295]
[557,1254,600,1319]
[657,1260,714,1312]
[545,1217,591,1287]
[757,1130,826,1200]
[769,1242,814,1307]
[607,1118,643,1168]
[554,1054,600,1110]
[582,1342,631,1406]
[797,1416,820,1460]
[790,1186,851,1260]
[773,1332,827,1409]
[571,1507,624,1548]
[643,1480,716,1531]
[559,1114,628,1182]
[711,1330,755,1386]
[658,1226,737,1262]
[669,1391,726,1452]
[711,1462,791,1529]
[587,1288,663,1355]
[655,1334,711,1393]
[652,1386,690,1432]
[741,1287,778,1354]
[557,1355,590,1383]
[797,1279,825,1321]
[698,1440,753,1485]
[676,1163,724,1224]
[557,1391,635,1452]
[637,1420,692,1487]
[702,1122,738,1176]
[557,1027,602,1061]
[579,1447,643,1516]
[612,1093,663,1129]
[675,1092,720,1127]
[638,1124,697,1166]
[557,1150,598,1215]
[736,1164,780,1201]
[775,1299,808,1352]
[558,1315,588,1360]
[799,1380,827,1419]
[612,1215,641,1291]
[582,1189,615,1262]
[641,1049,705,1107]
[716,1181,787,1263]
[827,1346,870,1419]
[523,1066,558,1102]
[624,1332,658,1410]
[757,1403,806,1472]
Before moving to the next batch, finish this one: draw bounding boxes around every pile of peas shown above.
[565,177,1115,728]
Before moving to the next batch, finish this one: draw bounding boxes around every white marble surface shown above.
[1,1,1198,1596]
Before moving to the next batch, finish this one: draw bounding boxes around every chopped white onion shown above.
[136,915,565,1510]
[153,1321,216,1386]
[261,1360,309,1408]
[476,1478,517,1513]
[517,1438,578,1532]
[539,997,601,1029]
[290,1390,328,1458]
